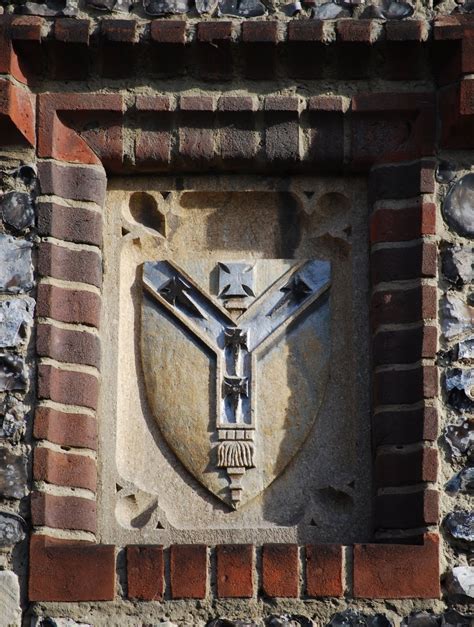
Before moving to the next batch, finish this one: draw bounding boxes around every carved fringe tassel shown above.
[217,441,255,469]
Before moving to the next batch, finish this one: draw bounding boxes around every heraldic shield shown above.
[141,258,331,510]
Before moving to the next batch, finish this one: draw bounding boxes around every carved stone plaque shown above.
[141,258,331,509]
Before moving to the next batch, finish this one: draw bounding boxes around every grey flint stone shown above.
[0,298,35,348]
[363,0,414,19]
[446,566,474,599]
[329,611,392,627]
[0,396,26,443]
[445,369,474,411]
[0,571,21,627]
[0,448,27,499]
[22,0,77,16]
[443,173,474,238]
[267,617,313,627]
[446,467,474,494]
[0,235,33,294]
[312,2,349,19]
[196,0,218,13]
[441,294,474,339]
[0,192,35,232]
[436,160,457,184]
[402,612,440,627]
[0,511,26,546]
[209,622,258,627]
[442,245,474,286]
[444,510,474,549]
[143,0,189,14]
[0,355,27,392]
[218,0,266,16]
[441,610,474,627]
[444,421,474,457]
[458,337,474,361]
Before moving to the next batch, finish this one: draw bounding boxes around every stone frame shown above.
[3,12,472,605]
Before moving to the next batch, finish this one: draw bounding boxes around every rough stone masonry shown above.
[0,0,474,625]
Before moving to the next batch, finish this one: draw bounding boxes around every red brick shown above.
[31,491,96,533]
[136,95,172,112]
[10,16,43,42]
[136,130,172,169]
[37,202,102,247]
[374,365,438,406]
[180,95,215,112]
[338,19,376,43]
[34,406,97,450]
[373,325,437,366]
[375,447,438,486]
[150,20,186,44]
[38,242,102,289]
[101,19,137,43]
[38,161,107,205]
[127,545,164,601]
[36,283,101,328]
[197,21,232,42]
[38,364,99,411]
[170,544,207,599]
[306,544,343,597]
[0,22,27,84]
[369,160,436,200]
[242,21,278,43]
[0,79,36,147]
[216,544,253,598]
[38,93,123,166]
[265,100,300,164]
[371,242,437,284]
[197,24,233,81]
[288,21,325,42]
[351,100,435,168]
[218,96,257,112]
[262,544,299,598]
[54,18,90,44]
[37,323,101,369]
[375,489,439,528]
[308,102,344,168]
[371,285,437,328]
[385,20,426,41]
[353,533,440,598]
[434,16,463,40]
[34,446,96,492]
[370,202,436,243]
[373,405,438,446]
[29,534,115,602]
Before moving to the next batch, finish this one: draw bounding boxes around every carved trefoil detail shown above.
[141,259,331,509]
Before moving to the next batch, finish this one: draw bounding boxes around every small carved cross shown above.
[268,274,312,316]
[223,376,248,420]
[159,276,204,318]
[218,262,255,299]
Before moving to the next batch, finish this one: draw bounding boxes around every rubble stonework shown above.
[0,8,473,627]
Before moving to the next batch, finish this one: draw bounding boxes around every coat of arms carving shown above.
[141,258,331,509]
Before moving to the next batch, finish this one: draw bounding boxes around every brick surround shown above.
[3,12,473,614]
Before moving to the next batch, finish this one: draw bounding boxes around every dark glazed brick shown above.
[242,21,278,43]
[10,16,43,42]
[262,544,299,598]
[375,447,438,486]
[37,202,102,247]
[150,21,186,75]
[353,534,440,598]
[338,19,375,43]
[31,491,97,533]
[371,242,437,283]
[370,202,436,243]
[373,405,438,446]
[170,544,207,599]
[371,285,437,328]
[38,242,102,289]
[288,21,325,42]
[306,544,343,597]
[373,325,437,365]
[218,97,258,163]
[127,545,164,601]
[101,19,137,43]
[34,406,97,450]
[38,364,99,411]
[216,544,254,598]
[385,20,426,41]
[34,446,97,492]
[36,283,101,328]
[29,535,115,601]
[374,366,438,406]
[38,162,106,206]
[36,323,101,369]
[375,490,439,528]
[369,160,436,201]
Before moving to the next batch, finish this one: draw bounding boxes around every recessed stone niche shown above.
[99,176,371,546]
